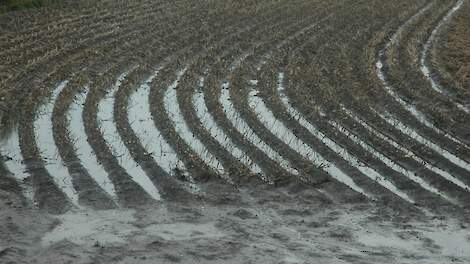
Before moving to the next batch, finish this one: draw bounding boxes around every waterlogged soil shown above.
[2,183,470,264]
[2,0,470,263]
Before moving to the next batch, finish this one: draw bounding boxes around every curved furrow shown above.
[268,0,470,206]
[112,3,269,194]
[219,81,300,176]
[382,0,470,136]
[342,108,470,200]
[337,107,470,203]
[83,66,157,207]
[97,70,161,201]
[327,114,458,206]
[204,67,302,185]
[60,85,119,208]
[243,0,405,202]
[224,77,359,200]
[123,68,200,197]
[111,3,242,194]
[280,80,463,207]
[248,86,372,199]
[278,0,465,202]
[420,0,469,113]
[0,0,202,126]
[428,0,470,102]
[227,10,387,200]
[376,111,470,177]
[164,68,226,178]
[200,2,351,187]
[173,1,327,185]
[4,0,220,208]
[3,0,260,209]
[55,29,196,207]
[18,85,72,214]
[341,106,470,202]
[8,5,199,211]
[220,3,386,203]
[276,53,457,209]
[279,95,457,208]
[207,9,360,194]
[374,2,470,153]
[193,79,262,176]
[1,24,164,213]
[176,72,253,184]
[357,106,470,182]
[272,71,414,203]
[34,81,80,207]
[0,0,209,182]
[51,76,118,209]
[282,49,470,206]
[150,64,218,181]
[334,90,470,188]
[340,108,465,202]
[145,0,314,183]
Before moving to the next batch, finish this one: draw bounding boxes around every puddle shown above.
[339,107,455,203]
[193,78,262,175]
[128,69,199,192]
[219,82,299,175]
[0,127,34,201]
[375,2,468,149]
[247,87,371,198]
[143,222,225,241]
[420,0,469,113]
[35,81,79,206]
[97,71,161,201]
[276,72,413,203]
[424,226,470,257]
[163,68,225,177]
[68,87,118,201]
[42,209,139,246]
[357,216,470,259]
[357,231,422,250]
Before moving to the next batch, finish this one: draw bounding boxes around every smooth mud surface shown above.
[3,185,470,264]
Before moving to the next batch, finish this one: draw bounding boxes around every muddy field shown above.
[1,0,470,263]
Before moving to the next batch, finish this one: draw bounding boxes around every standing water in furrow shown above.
[420,0,469,113]
[377,112,470,190]
[193,77,262,175]
[375,2,469,150]
[339,107,458,204]
[276,72,413,203]
[34,81,79,206]
[97,72,161,201]
[163,68,226,179]
[68,87,118,201]
[219,81,299,176]
[128,69,199,192]
[247,86,371,199]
